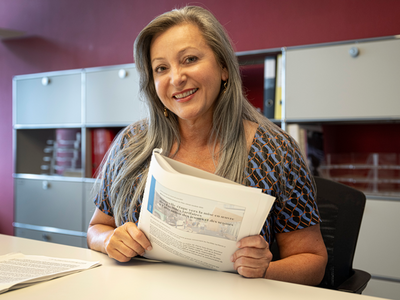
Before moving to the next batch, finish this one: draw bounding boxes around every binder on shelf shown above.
[274,54,283,120]
[91,128,117,177]
[263,56,276,119]
[240,64,264,112]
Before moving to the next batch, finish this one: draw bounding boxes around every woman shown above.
[87,6,327,285]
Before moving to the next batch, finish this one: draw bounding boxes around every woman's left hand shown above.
[231,235,273,278]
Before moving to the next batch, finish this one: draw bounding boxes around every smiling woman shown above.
[87,6,328,285]
[150,23,228,126]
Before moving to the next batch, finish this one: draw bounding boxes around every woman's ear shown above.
[221,66,229,81]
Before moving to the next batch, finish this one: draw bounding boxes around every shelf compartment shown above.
[15,128,83,177]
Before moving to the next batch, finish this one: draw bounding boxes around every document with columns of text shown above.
[138,149,275,272]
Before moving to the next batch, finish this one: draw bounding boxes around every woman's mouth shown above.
[173,88,198,100]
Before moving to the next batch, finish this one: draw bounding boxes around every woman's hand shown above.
[104,222,152,262]
[87,208,152,262]
[231,235,273,278]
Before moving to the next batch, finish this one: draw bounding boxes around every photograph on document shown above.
[148,177,245,242]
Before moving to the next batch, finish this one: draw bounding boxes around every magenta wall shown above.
[1,0,400,235]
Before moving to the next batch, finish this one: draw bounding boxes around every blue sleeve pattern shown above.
[244,125,321,245]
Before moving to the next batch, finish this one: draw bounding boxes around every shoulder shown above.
[248,123,302,176]
[247,123,314,200]
[252,123,300,156]
[114,120,148,149]
[103,120,148,169]
[252,124,308,176]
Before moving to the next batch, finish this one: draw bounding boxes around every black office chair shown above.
[270,176,371,293]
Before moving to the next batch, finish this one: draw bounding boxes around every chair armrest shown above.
[337,269,371,294]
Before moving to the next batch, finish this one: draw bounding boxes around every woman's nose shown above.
[170,66,186,87]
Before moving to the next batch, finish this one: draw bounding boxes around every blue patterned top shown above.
[94,123,320,245]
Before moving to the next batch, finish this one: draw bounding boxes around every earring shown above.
[164,107,169,118]
[223,80,228,94]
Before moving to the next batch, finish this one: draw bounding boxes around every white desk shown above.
[0,234,387,300]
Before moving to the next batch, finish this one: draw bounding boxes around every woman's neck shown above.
[170,117,217,173]
[177,114,214,149]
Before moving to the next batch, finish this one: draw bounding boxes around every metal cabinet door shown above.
[285,39,400,121]
[14,178,83,231]
[85,65,143,125]
[14,72,82,125]
[353,198,400,280]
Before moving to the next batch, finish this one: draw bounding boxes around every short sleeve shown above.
[245,126,321,245]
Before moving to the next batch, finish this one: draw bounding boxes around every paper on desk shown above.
[0,253,101,294]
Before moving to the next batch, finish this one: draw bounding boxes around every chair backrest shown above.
[314,176,366,289]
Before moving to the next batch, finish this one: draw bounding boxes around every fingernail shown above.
[230,255,234,262]
[146,246,153,251]
[236,241,241,248]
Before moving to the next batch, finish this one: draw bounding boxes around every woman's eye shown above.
[185,56,197,64]
[155,66,166,73]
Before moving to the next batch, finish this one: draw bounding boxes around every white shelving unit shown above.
[13,64,142,248]
[237,35,400,299]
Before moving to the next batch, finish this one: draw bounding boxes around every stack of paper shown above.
[0,253,101,294]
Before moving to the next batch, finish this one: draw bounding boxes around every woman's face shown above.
[150,23,228,125]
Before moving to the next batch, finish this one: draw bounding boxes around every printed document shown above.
[138,149,275,272]
[0,253,100,294]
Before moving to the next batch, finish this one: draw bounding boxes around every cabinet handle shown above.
[42,234,51,241]
[42,181,51,190]
[41,77,51,85]
[349,47,359,58]
[118,69,128,79]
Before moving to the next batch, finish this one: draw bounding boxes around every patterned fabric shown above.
[94,124,320,245]
[246,126,320,245]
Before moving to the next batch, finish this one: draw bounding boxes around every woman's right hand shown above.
[87,208,152,262]
[104,222,152,262]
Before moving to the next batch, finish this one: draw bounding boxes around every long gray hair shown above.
[98,6,280,226]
